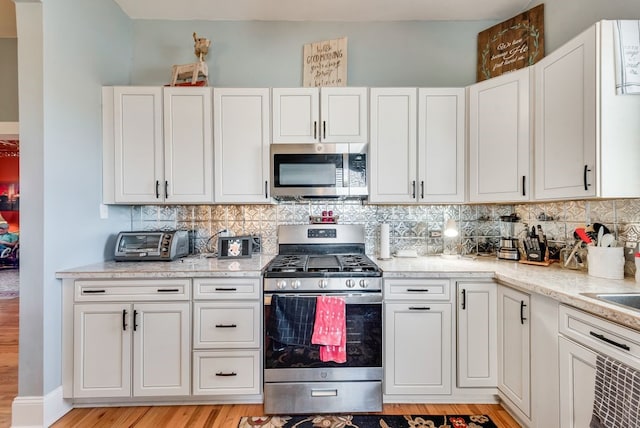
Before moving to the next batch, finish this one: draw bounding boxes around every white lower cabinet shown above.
[457,281,497,388]
[497,285,531,418]
[384,279,452,396]
[73,301,190,398]
[557,304,640,428]
[558,337,597,428]
[192,278,262,397]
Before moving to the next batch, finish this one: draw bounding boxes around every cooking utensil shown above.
[600,233,615,247]
[597,227,604,246]
[575,228,593,245]
[564,241,583,267]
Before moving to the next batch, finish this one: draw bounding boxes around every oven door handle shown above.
[264,293,382,305]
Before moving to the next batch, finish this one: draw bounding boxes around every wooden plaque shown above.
[303,37,347,87]
[477,4,544,82]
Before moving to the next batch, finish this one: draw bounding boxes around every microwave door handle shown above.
[343,153,349,187]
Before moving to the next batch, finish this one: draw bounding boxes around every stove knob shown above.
[318,279,328,289]
[291,280,301,289]
[345,279,356,288]
[276,280,287,290]
[359,279,369,288]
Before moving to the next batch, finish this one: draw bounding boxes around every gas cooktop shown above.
[264,254,381,277]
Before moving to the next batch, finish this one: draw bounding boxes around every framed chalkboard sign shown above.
[477,4,545,82]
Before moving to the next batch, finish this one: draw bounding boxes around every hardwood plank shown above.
[51,403,520,427]
[0,297,19,428]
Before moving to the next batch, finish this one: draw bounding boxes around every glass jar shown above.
[560,244,588,270]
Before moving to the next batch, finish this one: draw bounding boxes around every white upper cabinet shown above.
[163,87,214,203]
[468,67,531,203]
[103,86,214,204]
[369,88,418,203]
[370,88,465,204]
[418,88,466,203]
[213,88,271,203]
[534,20,640,200]
[272,87,367,143]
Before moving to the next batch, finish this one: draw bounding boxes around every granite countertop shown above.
[56,252,640,332]
[377,255,640,331]
[55,254,274,279]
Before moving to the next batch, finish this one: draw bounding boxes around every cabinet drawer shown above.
[384,279,450,301]
[193,302,261,348]
[193,350,261,395]
[193,278,260,300]
[75,279,190,302]
[559,304,640,370]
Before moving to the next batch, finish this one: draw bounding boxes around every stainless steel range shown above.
[263,224,383,414]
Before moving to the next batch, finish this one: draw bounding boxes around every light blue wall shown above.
[130,20,494,87]
[0,38,18,121]
[532,0,640,52]
[16,0,133,402]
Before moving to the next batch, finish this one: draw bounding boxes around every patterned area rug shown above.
[0,268,19,299]
[238,414,497,428]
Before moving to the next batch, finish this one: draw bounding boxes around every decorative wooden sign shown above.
[477,4,544,82]
[303,37,347,87]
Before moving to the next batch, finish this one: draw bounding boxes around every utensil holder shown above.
[587,246,624,279]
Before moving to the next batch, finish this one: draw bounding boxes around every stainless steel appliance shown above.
[270,143,368,199]
[114,230,189,261]
[263,224,382,414]
[497,214,520,260]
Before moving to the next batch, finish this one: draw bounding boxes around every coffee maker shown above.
[497,214,520,260]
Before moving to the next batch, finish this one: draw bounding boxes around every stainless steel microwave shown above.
[270,143,368,199]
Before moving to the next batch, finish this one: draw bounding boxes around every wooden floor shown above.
[51,403,521,427]
[0,296,520,428]
[0,296,19,428]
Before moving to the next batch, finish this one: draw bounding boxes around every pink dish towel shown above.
[311,296,346,363]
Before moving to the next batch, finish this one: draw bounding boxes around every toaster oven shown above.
[114,231,189,261]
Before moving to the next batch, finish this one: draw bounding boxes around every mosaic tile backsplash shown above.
[131,199,640,276]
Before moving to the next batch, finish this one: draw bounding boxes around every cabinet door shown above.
[272,88,319,143]
[534,25,597,200]
[384,302,452,395]
[73,303,131,398]
[163,87,214,203]
[498,285,531,417]
[457,281,497,387]
[214,88,271,203]
[369,88,418,203]
[320,87,368,143]
[109,87,164,204]
[132,302,190,397]
[558,337,597,428]
[469,68,531,202]
[418,88,465,203]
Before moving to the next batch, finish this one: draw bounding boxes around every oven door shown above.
[264,292,383,383]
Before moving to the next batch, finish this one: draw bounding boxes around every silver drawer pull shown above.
[215,324,237,328]
[215,372,237,377]
[406,288,429,292]
[589,331,630,351]
[311,389,338,397]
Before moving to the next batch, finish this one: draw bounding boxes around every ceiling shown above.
[114,0,534,22]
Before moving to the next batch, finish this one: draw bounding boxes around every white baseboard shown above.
[12,386,72,428]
